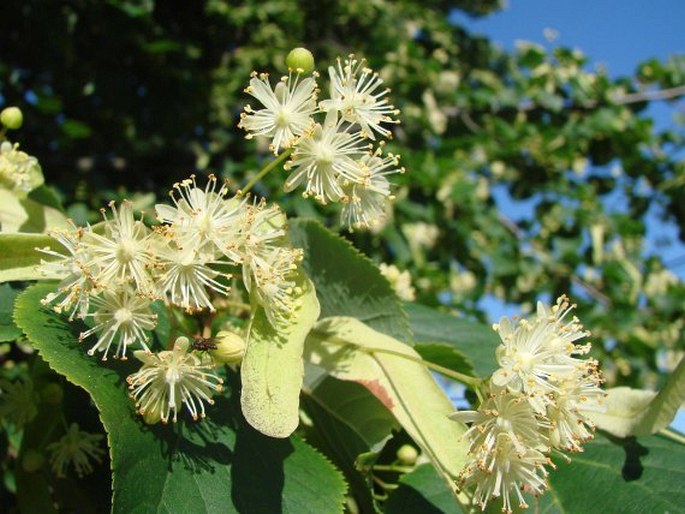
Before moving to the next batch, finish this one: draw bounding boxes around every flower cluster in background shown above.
[451,295,605,513]
[38,175,302,422]
[239,54,404,230]
[0,141,43,196]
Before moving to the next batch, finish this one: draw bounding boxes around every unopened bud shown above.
[1,107,23,130]
[211,331,245,364]
[396,444,418,465]
[142,406,163,425]
[286,47,315,74]
[22,449,45,473]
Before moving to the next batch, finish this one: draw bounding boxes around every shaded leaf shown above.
[414,343,475,378]
[538,433,685,514]
[405,303,500,377]
[385,464,463,514]
[0,283,22,341]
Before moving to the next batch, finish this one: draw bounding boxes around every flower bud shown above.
[211,330,245,364]
[396,444,418,465]
[1,107,23,130]
[286,47,315,74]
[41,382,64,405]
[142,405,163,425]
[22,449,46,473]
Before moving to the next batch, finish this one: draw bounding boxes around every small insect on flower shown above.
[127,337,224,423]
[191,336,218,352]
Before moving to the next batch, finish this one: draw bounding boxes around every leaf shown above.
[241,272,320,438]
[305,316,468,492]
[633,355,685,436]
[289,219,411,342]
[0,232,60,282]
[414,343,475,378]
[588,356,685,438]
[405,303,500,378]
[0,283,22,341]
[14,283,346,513]
[385,464,463,514]
[0,189,69,234]
[302,377,397,513]
[538,433,685,514]
[587,387,657,438]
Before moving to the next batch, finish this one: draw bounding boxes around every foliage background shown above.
[2,0,684,439]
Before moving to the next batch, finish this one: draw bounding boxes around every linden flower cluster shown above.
[0,140,44,195]
[238,53,404,230]
[38,175,302,422]
[450,296,605,513]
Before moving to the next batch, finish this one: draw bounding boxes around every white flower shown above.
[341,150,402,229]
[546,372,605,452]
[79,287,157,360]
[319,55,400,140]
[46,423,105,478]
[82,200,155,294]
[38,223,98,320]
[155,174,246,262]
[491,295,592,412]
[461,434,549,513]
[453,390,550,512]
[246,247,303,327]
[0,141,44,194]
[127,337,224,423]
[239,71,318,154]
[284,110,369,203]
[451,389,549,459]
[154,238,231,312]
[379,263,415,301]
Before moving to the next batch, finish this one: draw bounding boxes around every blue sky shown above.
[453,0,684,77]
[453,0,685,431]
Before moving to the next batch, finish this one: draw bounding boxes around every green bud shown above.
[211,330,245,364]
[22,449,45,473]
[41,382,64,405]
[143,406,163,425]
[0,106,23,130]
[286,47,315,74]
[396,444,418,465]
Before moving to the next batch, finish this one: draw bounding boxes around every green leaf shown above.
[305,316,467,492]
[0,232,60,282]
[538,433,685,514]
[289,219,411,342]
[305,376,398,450]
[0,189,69,234]
[588,356,685,437]
[302,377,397,513]
[414,343,476,378]
[633,356,685,436]
[385,463,463,514]
[405,303,500,378]
[587,387,657,438]
[0,283,22,341]
[241,272,320,438]
[14,283,346,513]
